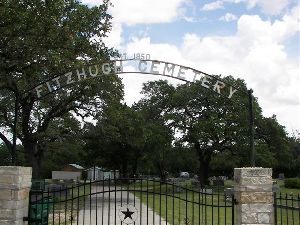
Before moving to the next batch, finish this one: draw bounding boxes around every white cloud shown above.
[82,0,189,48]
[109,0,188,25]
[245,0,290,15]
[183,16,198,22]
[237,5,299,44]
[203,0,291,15]
[125,37,187,64]
[90,0,190,52]
[184,8,300,132]
[219,13,238,21]
[271,4,300,42]
[81,0,300,132]
[80,0,106,6]
[102,21,123,48]
[120,5,300,133]
[201,1,224,11]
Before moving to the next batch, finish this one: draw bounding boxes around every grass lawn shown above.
[131,179,299,225]
[275,179,300,195]
[274,208,300,225]
[273,180,299,225]
[131,180,234,225]
[137,192,234,225]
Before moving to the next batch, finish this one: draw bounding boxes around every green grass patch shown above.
[275,207,300,225]
[138,192,234,225]
[284,178,300,189]
[132,179,300,225]
[131,180,234,225]
[274,180,299,225]
[276,179,300,195]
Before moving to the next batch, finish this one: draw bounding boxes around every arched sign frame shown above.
[12,59,255,166]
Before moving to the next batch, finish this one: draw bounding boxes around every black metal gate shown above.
[274,192,300,225]
[26,178,234,225]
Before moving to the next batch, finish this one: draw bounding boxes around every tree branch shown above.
[36,95,79,134]
[0,131,12,154]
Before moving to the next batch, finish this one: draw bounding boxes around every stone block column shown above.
[0,166,32,225]
[234,167,273,225]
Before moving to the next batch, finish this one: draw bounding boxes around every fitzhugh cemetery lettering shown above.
[34,60,238,99]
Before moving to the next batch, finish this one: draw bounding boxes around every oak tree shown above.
[0,0,123,177]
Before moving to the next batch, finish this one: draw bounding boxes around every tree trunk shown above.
[132,157,138,177]
[194,141,211,187]
[199,159,210,187]
[23,140,42,178]
[121,153,129,179]
[121,162,128,179]
[157,160,167,181]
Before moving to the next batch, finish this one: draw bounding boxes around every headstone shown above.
[191,179,201,190]
[272,183,280,192]
[175,186,183,193]
[45,184,67,197]
[224,188,234,201]
[31,179,45,190]
[200,188,213,194]
[173,179,183,193]
[213,179,224,186]
[278,173,285,180]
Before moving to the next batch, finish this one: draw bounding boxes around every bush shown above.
[284,178,300,189]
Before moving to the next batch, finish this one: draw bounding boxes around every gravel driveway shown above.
[73,184,170,225]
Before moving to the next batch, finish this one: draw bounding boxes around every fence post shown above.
[0,166,32,225]
[234,167,274,225]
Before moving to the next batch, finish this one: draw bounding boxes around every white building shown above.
[87,167,120,181]
[52,164,84,180]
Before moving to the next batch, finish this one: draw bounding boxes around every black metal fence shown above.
[25,178,234,225]
[274,192,300,225]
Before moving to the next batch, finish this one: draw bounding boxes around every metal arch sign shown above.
[20,58,255,166]
[29,59,243,100]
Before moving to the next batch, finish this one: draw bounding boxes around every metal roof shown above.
[68,164,84,170]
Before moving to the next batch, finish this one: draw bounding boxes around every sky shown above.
[82,0,300,134]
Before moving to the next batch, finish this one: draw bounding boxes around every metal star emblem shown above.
[119,204,138,224]
[121,208,134,220]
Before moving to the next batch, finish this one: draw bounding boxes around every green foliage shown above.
[84,103,147,177]
[138,77,255,184]
[287,132,300,177]
[255,142,277,168]
[210,150,239,175]
[0,144,11,165]
[256,116,294,173]
[0,144,26,166]
[284,178,300,189]
[0,0,123,177]
[134,97,174,179]
[165,146,199,176]
[137,76,296,184]
[30,113,86,177]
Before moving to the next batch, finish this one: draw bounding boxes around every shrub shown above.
[284,178,300,189]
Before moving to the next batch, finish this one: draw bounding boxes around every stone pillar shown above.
[0,166,32,225]
[234,167,273,225]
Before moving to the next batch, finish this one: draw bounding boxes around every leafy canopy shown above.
[0,0,123,173]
